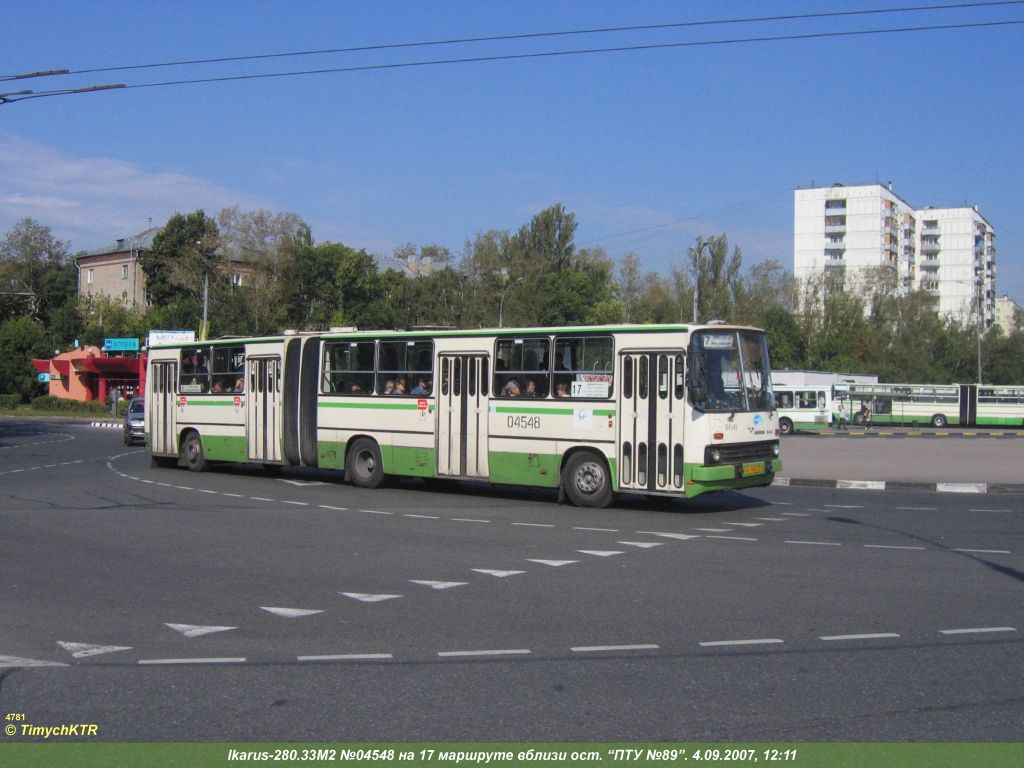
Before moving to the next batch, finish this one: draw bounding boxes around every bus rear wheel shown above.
[182,432,208,472]
[931,414,948,428]
[347,438,386,489]
[562,451,613,508]
[779,417,793,435]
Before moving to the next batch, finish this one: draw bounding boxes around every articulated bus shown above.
[146,323,780,507]
[834,382,1024,428]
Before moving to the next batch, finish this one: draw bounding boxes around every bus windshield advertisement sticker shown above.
[702,334,735,349]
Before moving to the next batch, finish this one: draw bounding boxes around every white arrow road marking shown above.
[409,580,468,590]
[471,569,525,578]
[617,542,664,548]
[525,559,579,567]
[340,592,403,602]
[576,550,624,557]
[165,623,237,638]
[638,532,701,540]
[57,641,132,659]
[259,607,325,618]
[0,655,68,668]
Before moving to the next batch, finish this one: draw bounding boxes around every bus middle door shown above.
[437,354,490,478]
[247,356,282,462]
[617,352,684,493]
[149,360,177,456]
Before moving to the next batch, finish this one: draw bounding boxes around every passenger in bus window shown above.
[523,379,539,398]
[411,376,431,395]
[234,377,245,392]
[554,382,568,398]
[395,378,407,395]
[382,379,396,395]
[502,379,521,397]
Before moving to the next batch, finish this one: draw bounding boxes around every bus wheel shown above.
[931,414,947,428]
[182,432,208,472]
[779,418,793,435]
[347,438,385,489]
[562,451,613,508]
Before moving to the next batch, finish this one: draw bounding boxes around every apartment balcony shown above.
[920,240,941,253]
[824,203,847,215]
[824,224,847,234]
[921,226,941,237]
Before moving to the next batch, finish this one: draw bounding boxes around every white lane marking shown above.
[896,506,938,511]
[359,509,392,516]
[785,540,841,547]
[937,483,987,493]
[706,535,758,542]
[471,569,525,578]
[0,655,68,668]
[693,528,733,533]
[197,489,218,495]
[318,504,348,511]
[699,638,784,647]
[525,559,578,567]
[57,641,132,658]
[223,493,244,498]
[512,522,555,528]
[410,580,467,590]
[298,653,393,661]
[340,592,403,603]
[573,527,619,532]
[970,508,1010,513]
[281,500,308,506]
[165,623,237,638]
[174,485,194,491]
[571,644,659,653]
[250,497,274,502]
[139,657,245,665]
[720,522,763,527]
[939,627,1016,635]
[405,514,440,519]
[437,649,531,658]
[278,479,327,486]
[576,550,624,557]
[770,501,794,506]
[820,633,900,641]
[864,544,926,551]
[617,542,663,548]
[754,517,788,521]
[638,532,701,540]
[952,548,1011,554]
[260,607,325,618]
[780,512,810,517]
[451,518,490,523]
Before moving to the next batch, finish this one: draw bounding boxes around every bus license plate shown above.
[743,462,765,476]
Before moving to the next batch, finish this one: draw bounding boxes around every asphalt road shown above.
[1,418,1022,742]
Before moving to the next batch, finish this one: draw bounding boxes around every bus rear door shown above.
[247,356,283,462]
[149,360,177,456]
[437,354,490,478]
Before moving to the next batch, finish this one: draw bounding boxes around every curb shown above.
[774,477,1024,494]
[89,421,120,429]
[792,430,1024,438]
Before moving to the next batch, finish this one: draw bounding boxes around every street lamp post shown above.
[196,240,209,341]
[498,277,523,328]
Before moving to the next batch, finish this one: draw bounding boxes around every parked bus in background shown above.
[773,386,834,434]
[145,323,781,508]
[834,382,1024,428]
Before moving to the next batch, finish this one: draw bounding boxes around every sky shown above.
[2,0,1023,305]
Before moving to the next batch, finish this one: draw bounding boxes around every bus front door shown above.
[247,356,282,462]
[437,354,490,478]
[149,361,177,455]
[617,352,685,493]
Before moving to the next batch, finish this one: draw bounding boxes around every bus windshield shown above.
[691,329,773,413]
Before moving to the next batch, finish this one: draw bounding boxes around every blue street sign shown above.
[103,338,140,352]
[38,373,51,382]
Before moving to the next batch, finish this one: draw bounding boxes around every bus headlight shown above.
[708,448,721,464]
[772,443,780,458]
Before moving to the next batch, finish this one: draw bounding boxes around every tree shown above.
[0,316,50,401]
[140,211,220,308]
[0,218,73,325]
[689,234,743,322]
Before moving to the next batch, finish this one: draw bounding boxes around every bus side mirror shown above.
[686,350,707,404]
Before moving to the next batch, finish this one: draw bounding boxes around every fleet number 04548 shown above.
[507,415,541,429]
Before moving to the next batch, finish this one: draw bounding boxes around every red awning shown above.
[52,359,72,377]
[73,357,142,375]
[31,359,50,373]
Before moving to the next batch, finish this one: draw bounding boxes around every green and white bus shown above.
[772,386,835,434]
[835,382,1024,428]
[146,323,780,507]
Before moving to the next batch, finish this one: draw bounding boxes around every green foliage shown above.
[30,395,110,414]
[0,316,51,401]
[141,210,219,307]
[0,393,22,408]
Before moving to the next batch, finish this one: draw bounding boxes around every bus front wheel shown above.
[931,414,948,428]
[182,432,208,472]
[347,438,386,489]
[562,451,613,508]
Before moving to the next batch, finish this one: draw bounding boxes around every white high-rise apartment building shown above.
[794,183,996,328]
